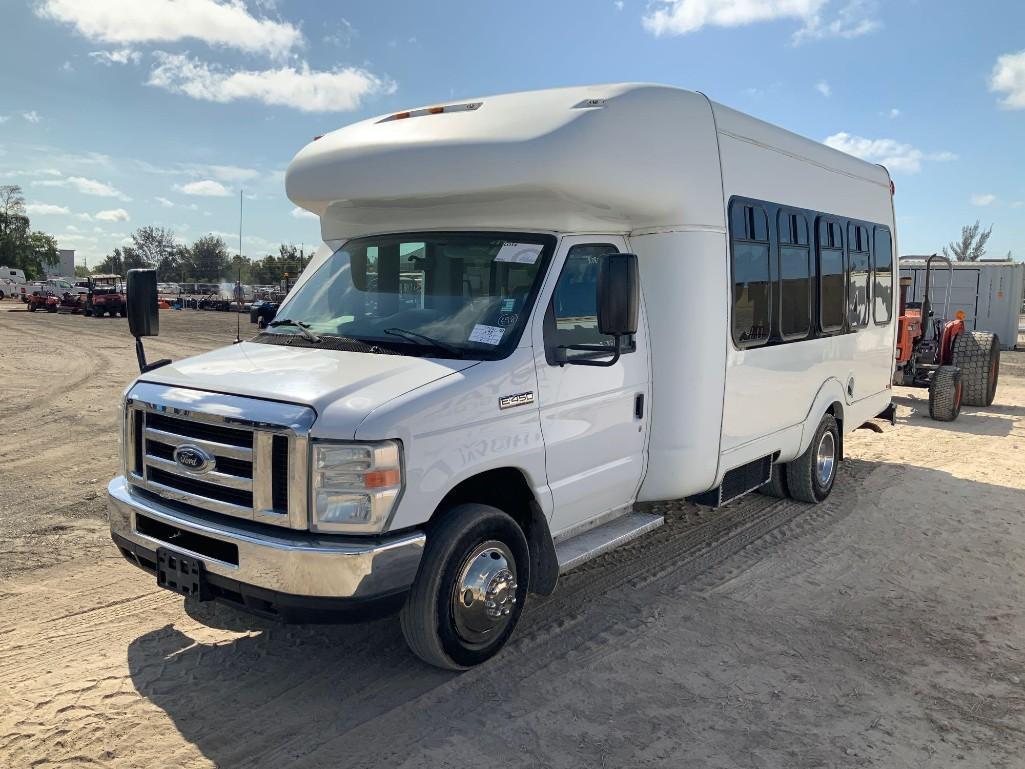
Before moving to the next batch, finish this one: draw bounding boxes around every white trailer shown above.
[108,84,898,669]
[901,257,1024,349]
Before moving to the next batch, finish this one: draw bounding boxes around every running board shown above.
[555,512,664,574]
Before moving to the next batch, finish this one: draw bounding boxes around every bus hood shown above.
[139,341,477,437]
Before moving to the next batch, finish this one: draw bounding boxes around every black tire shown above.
[758,463,789,498]
[93,306,104,318]
[786,414,840,503]
[400,503,529,670]
[951,331,999,407]
[928,365,962,422]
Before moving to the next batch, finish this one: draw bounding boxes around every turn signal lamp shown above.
[956,310,966,320]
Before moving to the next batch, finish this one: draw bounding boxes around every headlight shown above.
[310,440,403,533]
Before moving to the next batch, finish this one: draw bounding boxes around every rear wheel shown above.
[786,414,839,503]
[400,503,528,670]
[928,366,962,422]
[93,306,104,318]
[758,462,789,498]
[951,331,999,406]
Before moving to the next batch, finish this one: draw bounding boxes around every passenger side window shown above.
[548,243,623,359]
[730,203,771,347]
[778,211,811,340]
[847,223,871,329]
[817,219,845,333]
[873,227,893,324]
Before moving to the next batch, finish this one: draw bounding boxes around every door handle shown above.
[634,393,645,419]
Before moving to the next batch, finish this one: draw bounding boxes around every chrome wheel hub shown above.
[816,431,836,486]
[452,541,517,645]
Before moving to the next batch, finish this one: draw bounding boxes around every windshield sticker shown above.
[495,243,544,265]
[469,324,505,345]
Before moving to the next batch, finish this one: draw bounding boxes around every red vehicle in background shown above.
[894,254,1000,421]
[86,274,126,318]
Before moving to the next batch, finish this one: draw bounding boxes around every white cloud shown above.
[642,0,878,42]
[22,111,42,123]
[26,203,71,215]
[0,115,8,124]
[147,52,395,112]
[185,163,261,183]
[971,194,996,207]
[95,207,130,222]
[89,48,142,65]
[815,80,831,97]
[156,196,175,207]
[323,19,357,47]
[176,179,231,196]
[643,0,822,36]
[824,132,957,173]
[291,206,318,220]
[792,0,879,43]
[614,0,624,8]
[35,175,130,200]
[1011,201,1024,209]
[887,107,900,119]
[61,61,74,72]
[990,50,1025,109]
[37,0,302,56]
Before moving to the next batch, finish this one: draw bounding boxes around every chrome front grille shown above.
[124,383,315,529]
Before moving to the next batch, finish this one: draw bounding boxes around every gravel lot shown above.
[2,300,1024,769]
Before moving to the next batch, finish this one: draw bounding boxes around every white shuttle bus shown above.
[109,84,897,669]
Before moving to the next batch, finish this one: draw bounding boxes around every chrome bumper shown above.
[107,476,425,599]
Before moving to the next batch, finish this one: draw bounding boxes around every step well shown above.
[555,512,664,574]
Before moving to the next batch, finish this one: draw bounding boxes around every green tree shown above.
[943,220,993,262]
[74,264,92,278]
[189,234,230,281]
[0,185,60,278]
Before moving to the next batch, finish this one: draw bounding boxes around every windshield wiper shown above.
[268,318,321,342]
[384,327,464,358]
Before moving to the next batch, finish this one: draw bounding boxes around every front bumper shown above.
[108,476,426,610]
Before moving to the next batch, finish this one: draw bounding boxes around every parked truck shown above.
[109,84,898,670]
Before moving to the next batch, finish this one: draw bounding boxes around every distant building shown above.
[43,249,76,278]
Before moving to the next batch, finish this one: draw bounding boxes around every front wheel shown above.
[928,365,962,422]
[400,503,529,670]
[787,414,840,503]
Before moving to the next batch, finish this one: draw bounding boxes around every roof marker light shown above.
[378,101,483,124]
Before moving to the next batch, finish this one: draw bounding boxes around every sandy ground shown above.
[1,300,1024,768]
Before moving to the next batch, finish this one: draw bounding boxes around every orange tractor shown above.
[895,254,1000,421]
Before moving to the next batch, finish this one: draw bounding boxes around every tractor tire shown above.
[928,366,962,422]
[400,504,528,670]
[951,331,999,407]
[93,307,104,318]
[786,414,840,504]
[758,462,789,498]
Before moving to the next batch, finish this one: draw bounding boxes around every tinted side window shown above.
[730,203,771,347]
[873,227,893,324]
[817,219,845,332]
[848,223,871,329]
[778,211,811,339]
[550,243,620,357]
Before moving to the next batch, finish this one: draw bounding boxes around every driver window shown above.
[547,243,623,359]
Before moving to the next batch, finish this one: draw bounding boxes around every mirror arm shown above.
[555,335,623,368]
[135,337,171,374]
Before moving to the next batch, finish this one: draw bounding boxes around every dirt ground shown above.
[1,300,1024,769]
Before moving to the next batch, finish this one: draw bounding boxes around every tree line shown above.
[0,185,60,278]
[92,226,309,285]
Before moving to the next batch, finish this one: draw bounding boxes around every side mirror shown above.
[126,269,171,373]
[597,252,639,337]
[127,269,159,338]
[557,253,640,368]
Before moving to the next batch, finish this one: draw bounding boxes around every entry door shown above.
[532,236,650,535]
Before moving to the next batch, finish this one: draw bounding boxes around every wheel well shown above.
[431,468,558,596]
[825,401,844,460]
[433,468,536,532]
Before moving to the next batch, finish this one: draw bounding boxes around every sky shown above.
[1,0,1023,268]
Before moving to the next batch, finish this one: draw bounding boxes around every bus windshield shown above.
[261,232,555,360]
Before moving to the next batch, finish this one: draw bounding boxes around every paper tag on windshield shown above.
[495,242,543,264]
[469,324,505,345]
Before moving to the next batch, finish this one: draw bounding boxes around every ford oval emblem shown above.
[173,444,214,474]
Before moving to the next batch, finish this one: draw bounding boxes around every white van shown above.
[108,84,897,669]
[1,267,26,299]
